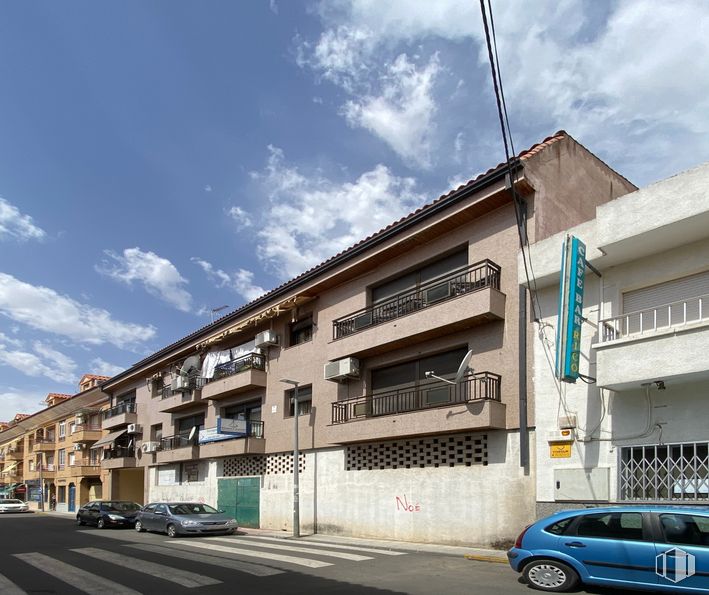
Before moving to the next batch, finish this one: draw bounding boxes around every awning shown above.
[90,429,126,449]
[1,462,18,474]
[196,295,310,349]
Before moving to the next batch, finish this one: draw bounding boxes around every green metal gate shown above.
[217,477,260,528]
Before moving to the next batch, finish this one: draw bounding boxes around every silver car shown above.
[135,502,238,538]
[0,499,29,513]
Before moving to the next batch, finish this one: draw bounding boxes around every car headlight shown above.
[226,519,238,526]
[181,519,200,526]
[107,514,124,521]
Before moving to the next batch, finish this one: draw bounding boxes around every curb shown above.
[463,554,507,564]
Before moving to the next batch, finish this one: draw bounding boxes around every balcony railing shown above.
[103,402,137,420]
[601,294,709,342]
[103,446,135,459]
[160,434,194,451]
[333,260,502,340]
[70,459,100,467]
[161,373,207,399]
[331,372,501,424]
[210,352,266,382]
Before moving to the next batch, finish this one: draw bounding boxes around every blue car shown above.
[508,506,709,592]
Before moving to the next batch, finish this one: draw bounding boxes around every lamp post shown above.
[280,379,300,538]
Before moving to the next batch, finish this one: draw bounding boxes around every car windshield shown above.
[2,500,22,504]
[169,503,218,515]
[101,501,141,512]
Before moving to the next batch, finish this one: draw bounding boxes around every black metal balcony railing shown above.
[103,402,137,420]
[331,372,501,424]
[211,352,266,382]
[103,446,135,459]
[332,260,502,340]
[161,373,207,399]
[160,434,194,451]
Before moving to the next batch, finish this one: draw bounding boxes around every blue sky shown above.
[1,0,708,420]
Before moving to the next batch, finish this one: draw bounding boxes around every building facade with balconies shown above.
[101,131,636,545]
[0,376,108,510]
[526,161,709,516]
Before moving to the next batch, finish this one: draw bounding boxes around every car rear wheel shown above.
[523,559,579,592]
[76,516,84,526]
[97,518,106,529]
[135,520,145,533]
[166,524,178,538]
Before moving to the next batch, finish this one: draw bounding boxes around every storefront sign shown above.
[555,235,586,382]
[549,442,572,458]
[217,417,247,436]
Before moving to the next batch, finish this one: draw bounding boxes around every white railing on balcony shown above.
[601,294,709,342]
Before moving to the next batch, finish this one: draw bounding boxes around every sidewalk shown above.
[38,511,508,563]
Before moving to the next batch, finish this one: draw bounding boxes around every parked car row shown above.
[76,500,238,537]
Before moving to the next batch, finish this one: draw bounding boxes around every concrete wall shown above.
[147,461,216,504]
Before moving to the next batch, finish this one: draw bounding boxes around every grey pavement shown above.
[38,509,508,562]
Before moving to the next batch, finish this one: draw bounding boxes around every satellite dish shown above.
[454,350,474,383]
[180,355,201,376]
[425,349,474,385]
[188,426,197,441]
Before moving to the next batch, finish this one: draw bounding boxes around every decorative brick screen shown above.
[346,433,488,471]
[222,452,306,476]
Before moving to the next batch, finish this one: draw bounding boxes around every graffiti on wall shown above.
[395,495,421,512]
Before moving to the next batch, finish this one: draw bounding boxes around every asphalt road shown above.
[0,513,639,595]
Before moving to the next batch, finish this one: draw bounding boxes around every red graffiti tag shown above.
[395,495,421,512]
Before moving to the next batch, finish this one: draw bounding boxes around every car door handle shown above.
[564,541,587,548]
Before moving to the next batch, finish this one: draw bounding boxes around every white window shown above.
[57,449,66,470]
[68,452,76,466]
[58,421,66,439]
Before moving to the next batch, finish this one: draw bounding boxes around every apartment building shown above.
[100,131,636,546]
[524,162,709,515]
[0,375,108,510]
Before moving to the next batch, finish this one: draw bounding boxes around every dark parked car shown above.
[508,506,709,593]
[135,502,238,537]
[76,500,142,529]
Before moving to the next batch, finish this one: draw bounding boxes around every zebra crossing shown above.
[1,534,408,594]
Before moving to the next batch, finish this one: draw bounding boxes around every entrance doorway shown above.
[68,483,76,512]
[217,477,260,528]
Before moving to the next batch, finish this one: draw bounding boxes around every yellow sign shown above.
[549,442,572,458]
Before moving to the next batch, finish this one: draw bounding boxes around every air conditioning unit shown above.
[547,429,574,443]
[141,441,159,454]
[72,444,83,451]
[255,330,279,348]
[127,423,142,435]
[171,375,190,392]
[324,357,360,382]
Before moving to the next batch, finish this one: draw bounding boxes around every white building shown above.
[524,162,709,516]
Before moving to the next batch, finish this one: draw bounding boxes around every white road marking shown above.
[207,536,373,561]
[13,552,141,595]
[0,572,27,595]
[71,547,221,588]
[126,543,284,577]
[238,535,408,556]
[169,540,333,568]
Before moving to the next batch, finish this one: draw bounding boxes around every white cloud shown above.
[304,0,709,184]
[0,340,77,384]
[0,390,44,422]
[343,53,440,169]
[0,272,156,348]
[89,357,125,377]
[227,206,253,230]
[0,197,46,241]
[249,146,425,279]
[204,184,213,192]
[96,247,193,312]
[192,257,266,303]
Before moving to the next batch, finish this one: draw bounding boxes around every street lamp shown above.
[280,379,300,538]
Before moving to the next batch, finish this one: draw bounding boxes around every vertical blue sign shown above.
[555,235,586,382]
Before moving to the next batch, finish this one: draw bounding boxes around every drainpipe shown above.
[519,285,529,469]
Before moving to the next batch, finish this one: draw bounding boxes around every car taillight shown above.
[514,524,531,548]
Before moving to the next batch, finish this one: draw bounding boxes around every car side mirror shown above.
[218,509,225,513]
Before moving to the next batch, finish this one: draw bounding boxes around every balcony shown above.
[102,402,137,431]
[201,353,267,401]
[32,440,56,453]
[70,427,103,443]
[158,374,207,413]
[596,294,709,389]
[68,460,101,477]
[198,421,266,458]
[101,446,136,469]
[5,449,23,461]
[330,260,505,359]
[327,372,506,444]
[155,435,199,464]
